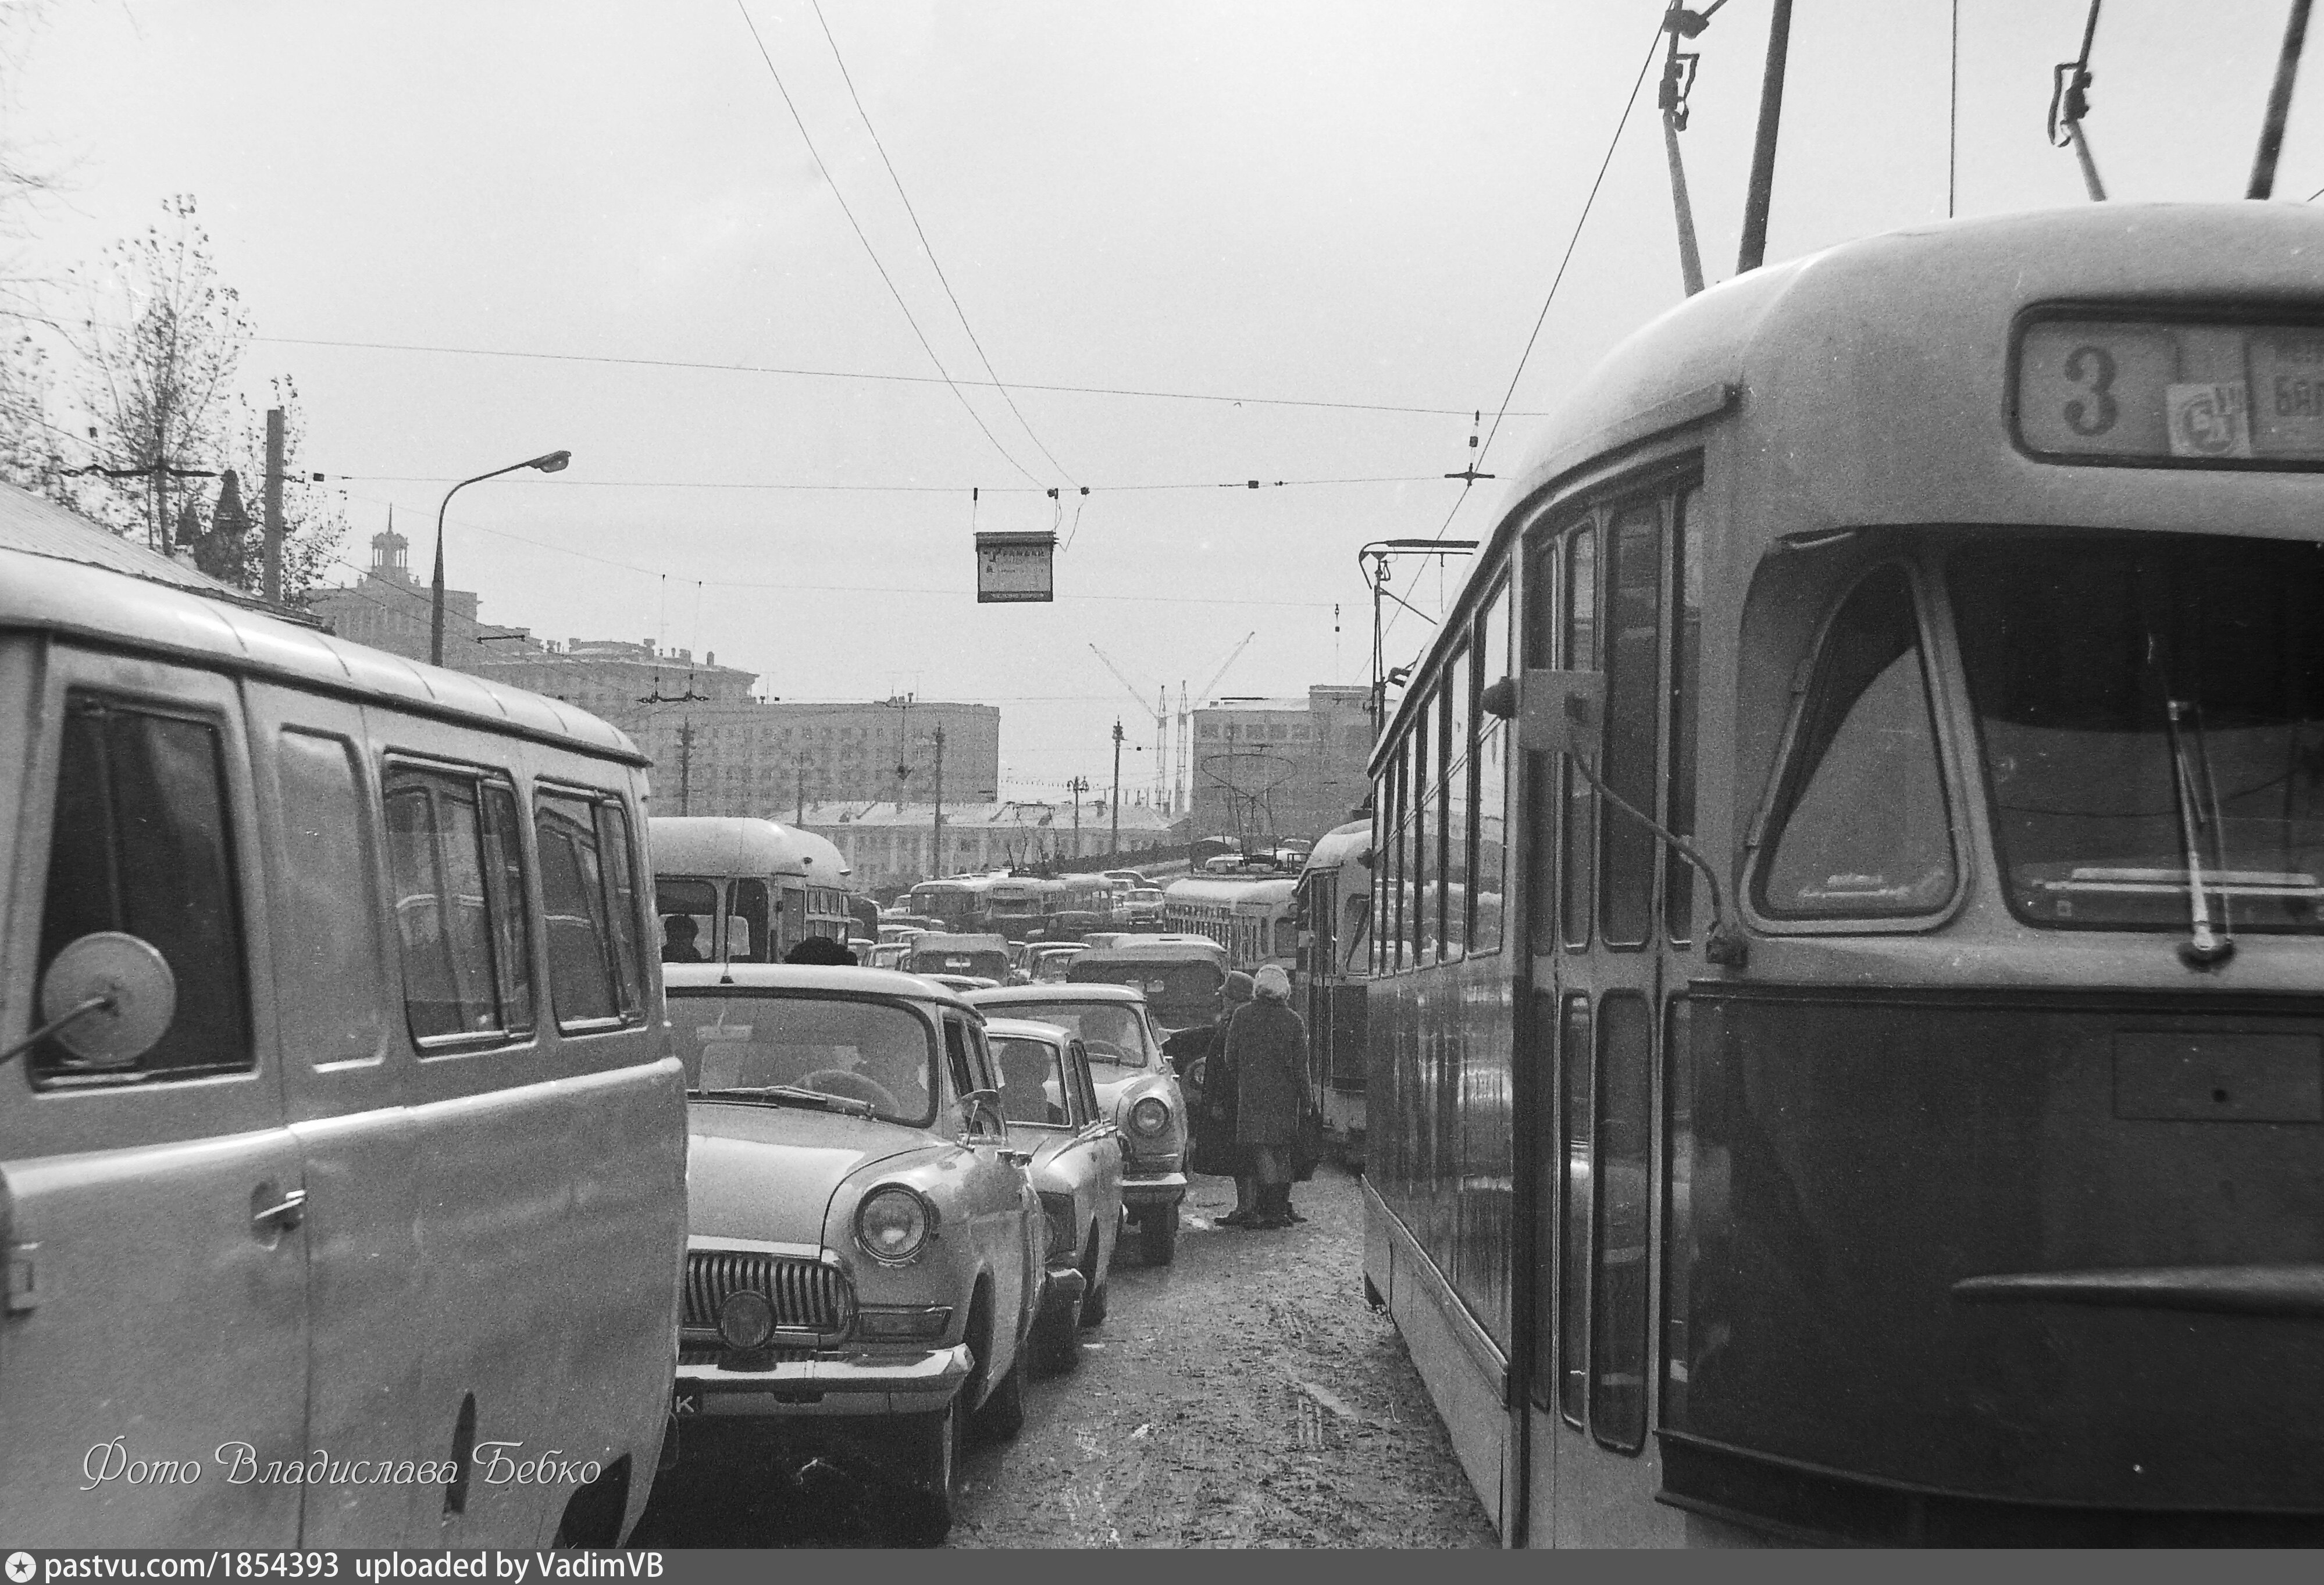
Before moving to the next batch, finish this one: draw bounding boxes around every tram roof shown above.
[0,484,643,765]
[1377,201,2324,761]
[1299,819,1373,877]
[650,816,809,877]
[1163,875,1296,906]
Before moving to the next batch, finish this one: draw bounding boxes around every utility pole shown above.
[796,756,807,826]
[1067,775,1089,859]
[1110,719,1124,857]
[678,719,695,816]
[931,724,946,879]
[262,408,286,605]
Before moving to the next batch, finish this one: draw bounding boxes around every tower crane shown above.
[1089,644,1171,812]
[1090,631,1256,816]
[1174,631,1256,815]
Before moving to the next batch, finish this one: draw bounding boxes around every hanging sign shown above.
[975,531,1056,603]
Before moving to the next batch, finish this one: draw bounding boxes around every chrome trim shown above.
[682,1248,854,1340]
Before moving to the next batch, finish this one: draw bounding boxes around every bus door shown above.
[1523,483,1695,1547]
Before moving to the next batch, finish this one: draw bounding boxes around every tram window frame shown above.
[1441,655,1468,963]
[1391,741,1409,972]
[1522,534,1560,949]
[1666,487,1706,947]
[1659,995,1694,1431]
[1556,992,1593,1428]
[1598,502,1664,949]
[1473,576,1512,957]
[1590,991,1653,1456]
[1562,524,1600,949]
[1747,561,1963,929]
[1413,680,1436,966]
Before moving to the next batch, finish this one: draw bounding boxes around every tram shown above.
[1295,820,1375,1162]
[1160,875,1297,977]
[1363,203,2324,1547]
[790,825,860,945]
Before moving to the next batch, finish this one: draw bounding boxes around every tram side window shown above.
[1601,506,1664,947]
[536,790,645,1031]
[1659,997,1695,1428]
[384,764,536,1043]
[1557,994,1593,1426]
[1413,682,1435,965]
[1592,993,1652,1455]
[1474,579,1511,955]
[1523,535,1560,945]
[1371,770,1391,974]
[1442,647,1470,962]
[1755,566,1958,919]
[1666,489,1705,944]
[35,694,252,1080]
[1563,526,1599,948]
[275,729,386,1068]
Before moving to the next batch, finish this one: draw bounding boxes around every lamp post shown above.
[430,449,572,667]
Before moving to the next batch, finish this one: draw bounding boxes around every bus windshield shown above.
[1952,533,2324,934]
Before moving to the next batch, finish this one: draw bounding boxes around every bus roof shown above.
[1379,202,2324,763]
[790,826,852,885]
[0,484,645,765]
[650,816,808,878]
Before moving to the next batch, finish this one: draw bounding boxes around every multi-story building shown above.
[797,799,1178,895]
[306,526,532,666]
[1187,684,1373,847]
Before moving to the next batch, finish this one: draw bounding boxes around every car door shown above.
[946,1014,1036,1377]
[0,653,306,1544]
[1064,1039,1123,1279]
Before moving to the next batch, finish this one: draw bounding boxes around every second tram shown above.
[1295,820,1375,1162]
[1363,203,2324,1546]
[1160,875,1297,978]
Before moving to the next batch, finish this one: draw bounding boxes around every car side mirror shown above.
[2,932,177,1070]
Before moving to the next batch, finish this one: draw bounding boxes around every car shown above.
[1026,942,1086,983]
[905,931,1011,983]
[982,1018,1126,1372]
[923,972,1002,994]
[1118,887,1166,926]
[662,963,1052,1545]
[868,941,912,970]
[964,983,1190,1266]
[1065,938,1231,1037]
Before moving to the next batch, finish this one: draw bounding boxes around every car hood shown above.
[686,1104,925,1245]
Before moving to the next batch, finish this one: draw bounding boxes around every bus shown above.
[1363,202,2324,1547]
[1294,820,1374,1163]
[1159,876,1297,978]
[652,817,810,963]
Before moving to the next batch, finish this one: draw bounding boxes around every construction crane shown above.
[1173,631,1256,815]
[1090,632,1255,816]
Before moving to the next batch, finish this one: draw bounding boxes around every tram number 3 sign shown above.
[2017,315,2324,465]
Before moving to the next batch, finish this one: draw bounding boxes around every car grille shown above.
[683,1250,854,1337]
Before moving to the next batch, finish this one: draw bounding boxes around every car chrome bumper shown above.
[1040,1265,1089,1319]
[1122,1170,1188,1206]
[673,1343,972,1418]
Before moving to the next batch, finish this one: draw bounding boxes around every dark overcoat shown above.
[1228,1001,1306,1148]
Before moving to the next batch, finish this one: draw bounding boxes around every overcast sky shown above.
[10,1,2318,797]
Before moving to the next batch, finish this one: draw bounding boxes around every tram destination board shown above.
[2016,312,2324,466]
[974,529,1057,602]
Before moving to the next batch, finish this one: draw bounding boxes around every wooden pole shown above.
[262,408,285,604]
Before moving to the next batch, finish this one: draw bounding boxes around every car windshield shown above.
[1068,961,1220,1026]
[1952,532,2324,934]
[669,991,938,1125]
[990,1001,1152,1068]
[992,1035,1072,1126]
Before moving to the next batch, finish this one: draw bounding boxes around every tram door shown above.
[1523,482,1697,1547]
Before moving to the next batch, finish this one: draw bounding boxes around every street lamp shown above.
[430,449,572,667]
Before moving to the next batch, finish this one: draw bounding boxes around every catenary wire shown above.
[732,0,1045,487]
[317,470,1445,494]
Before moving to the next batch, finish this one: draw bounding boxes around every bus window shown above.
[275,728,385,1069]
[537,791,635,1030]
[655,877,717,963]
[1756,566,1956,919]
[1563,526,1598,948]
[1601,503,1663,947]
[731,877,773,961]
[37,695,252,1080]
[386,765,534,1043]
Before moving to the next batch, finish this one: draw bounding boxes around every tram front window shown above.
[1952,533,2324,933]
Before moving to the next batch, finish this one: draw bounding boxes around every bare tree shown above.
[65,194,252,549]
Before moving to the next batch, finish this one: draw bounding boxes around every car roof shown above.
[982,1016,1077,1045]
[965,982,1149,1007]
[663,961,978,1012]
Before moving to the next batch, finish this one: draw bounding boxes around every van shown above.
[0,488,687,1547]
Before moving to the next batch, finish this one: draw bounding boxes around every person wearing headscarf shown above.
[1225,963,1307,1229]
[1165,970,1258,1222]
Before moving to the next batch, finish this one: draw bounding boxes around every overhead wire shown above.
[810,0,1079,491]
[318,470,1443,494]
[1378,10,1665,664]
[732,0,1045,487]
[248,334,1538,419]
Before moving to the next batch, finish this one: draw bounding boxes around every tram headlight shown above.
[1130,1096,1170,1137]
[856,1185,935,1264]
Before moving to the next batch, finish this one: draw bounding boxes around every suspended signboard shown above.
[974,530,1056,603]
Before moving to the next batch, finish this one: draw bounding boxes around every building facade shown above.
[1187,684,1373,847]
[306,526,527,667]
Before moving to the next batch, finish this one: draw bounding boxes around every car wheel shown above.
[975,1354,1026,1443]
[1140,1200,1179,1266]
[893,1398,960,1547]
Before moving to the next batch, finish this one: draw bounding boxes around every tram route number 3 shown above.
[2017,316,2324,463]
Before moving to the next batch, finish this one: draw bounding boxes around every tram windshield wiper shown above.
[688,1084,877,1118]
[2160,680,2235,968]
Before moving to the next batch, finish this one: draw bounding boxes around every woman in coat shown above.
[1225,964,1307,1229]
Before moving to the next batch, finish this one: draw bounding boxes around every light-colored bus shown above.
[653,816,849,963]
[0,486,685,1547]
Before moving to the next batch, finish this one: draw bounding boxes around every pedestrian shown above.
[784,934,858,966]
[1225,963,1307,1230]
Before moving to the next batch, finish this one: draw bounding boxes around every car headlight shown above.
[1130,1096,1170,1137]
[718,1288,776,1350]
[856,1184,936,1264]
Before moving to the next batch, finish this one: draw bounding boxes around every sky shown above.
[7,0,2320,798]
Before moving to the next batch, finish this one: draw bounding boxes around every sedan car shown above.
[664,964,1054,1545]
[964,983,1189,1265]
[984,1018,1124,1372]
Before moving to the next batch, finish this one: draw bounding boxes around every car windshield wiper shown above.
[688,1084,876,1118]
